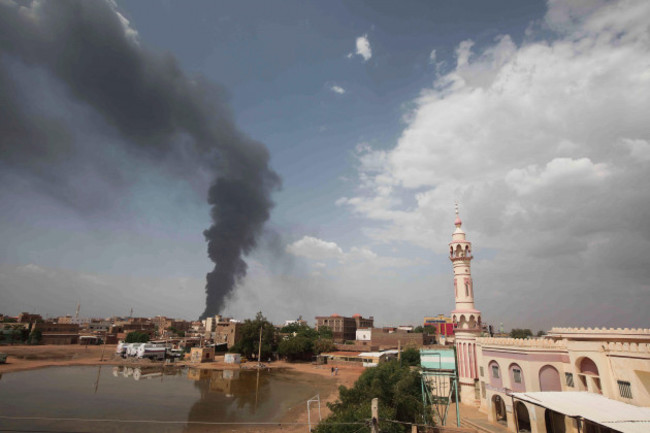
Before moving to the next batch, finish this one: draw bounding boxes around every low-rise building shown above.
[369,328,436,349]
[32,322,80,344]
[423,314,455,337]
[203,316,242,348]
[190,347,215,363]
[320,349,399,367]
[17,312,43,323]
[315,314,374,342]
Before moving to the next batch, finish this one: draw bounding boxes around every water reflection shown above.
[0,366,332,433]
[110,365,184,381]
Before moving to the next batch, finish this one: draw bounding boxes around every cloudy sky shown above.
[1,0,648,330]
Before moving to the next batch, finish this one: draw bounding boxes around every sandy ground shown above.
[0,345,363,432]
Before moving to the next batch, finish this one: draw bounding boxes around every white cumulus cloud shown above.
[354,34,372,61]
[330,85,346,94]
[337,0,650,329]
[286,236,344,260]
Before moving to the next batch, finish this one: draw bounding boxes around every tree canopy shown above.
[229,312,277,360]
[400,347,420,367]
[278,323,336,361]
[125,331,150,343]
[315,360,431,433]
[509,328,533,339]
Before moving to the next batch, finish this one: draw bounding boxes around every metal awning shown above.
[512,392,650,433]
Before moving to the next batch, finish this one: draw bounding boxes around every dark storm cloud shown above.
[0,0,280,318]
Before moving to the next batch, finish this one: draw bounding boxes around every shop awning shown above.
[512,392,650,433]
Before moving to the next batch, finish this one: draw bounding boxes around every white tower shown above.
[450,204,481,405]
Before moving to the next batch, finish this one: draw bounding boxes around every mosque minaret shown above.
[450,204,481,404]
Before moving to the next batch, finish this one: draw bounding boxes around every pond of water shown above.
[0,365,335,432]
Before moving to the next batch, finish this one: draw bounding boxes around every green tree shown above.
[277,335,313,361]
[28,329,42,345]
[125,331,150,343]
[318,326,333,339]
[401,347,420,367]
[280,323,319,339]
[315,360,432,433]
[313,338,336,355]
[536,330,546,337]
[229,312,277,360]
[509,328,533,339]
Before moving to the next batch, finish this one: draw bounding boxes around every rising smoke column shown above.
[0,1,280,318]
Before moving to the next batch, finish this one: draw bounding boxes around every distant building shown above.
[190,346,215,363]
[423,314,455,337]
[284,318,308,327]
[369,328,435,350]
[319,349,399,367]
[154,316,190,337]
[315,314,374,342]
[203,315,242,348]
[17,312,43,323]
[356,328,372,341]
[32,322,79,344]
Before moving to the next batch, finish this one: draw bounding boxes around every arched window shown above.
[539,365,562,391]
[509,363,525,392]
[489,361,502,388]
[578,357,601,394]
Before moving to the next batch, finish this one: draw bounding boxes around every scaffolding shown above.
[420,347,460,427]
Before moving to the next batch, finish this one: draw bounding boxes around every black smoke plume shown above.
[0,1,280,318]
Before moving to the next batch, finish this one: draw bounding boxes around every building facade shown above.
[475,328,650,432]
[315,314,374,342]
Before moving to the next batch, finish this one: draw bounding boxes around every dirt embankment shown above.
[0,344,123,373]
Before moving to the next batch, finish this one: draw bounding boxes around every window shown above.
[565,373,574,387]
[618,380,632,399]
[481,381,486,398]
[492,364,500,379]
[480,366,484,377]
[513,368,522,384]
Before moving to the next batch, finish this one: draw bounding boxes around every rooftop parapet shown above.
[602,341,650,356]
[549,327,650,335]
[476,337,567,350]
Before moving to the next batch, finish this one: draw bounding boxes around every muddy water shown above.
[0,365,336,432]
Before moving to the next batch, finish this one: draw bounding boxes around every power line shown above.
[0,415,366,427]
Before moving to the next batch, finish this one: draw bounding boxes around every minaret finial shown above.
[454,202,462,227]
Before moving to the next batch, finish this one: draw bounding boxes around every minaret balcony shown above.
[450,255,473,262]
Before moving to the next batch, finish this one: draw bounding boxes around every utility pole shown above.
[371,398,379,433]
[398,339,401,366]
[99,328,108,362]
[257,325,263,366]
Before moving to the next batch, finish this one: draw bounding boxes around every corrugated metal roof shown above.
[322,351,362,357]
[512,392,650,433]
